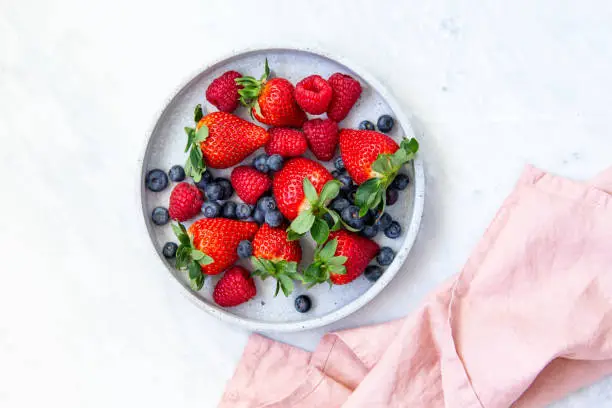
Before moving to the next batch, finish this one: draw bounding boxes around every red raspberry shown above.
[326,73,362,122]
[294,75,333,115]
[265,128,308,158]
[205,71,243,113]
[230,166,272,205]
[302,118,339,161]
[168,182,204,221]
[213,266,257,307]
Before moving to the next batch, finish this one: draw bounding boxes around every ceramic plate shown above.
[140,47,424,332]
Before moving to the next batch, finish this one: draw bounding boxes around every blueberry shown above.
[346,186,358,204]
[237,240,252,258]
[204,183,223,201]
[363,209,377,226]
[267,154,284,172]
[162,242,178,259]
[377,115,395,133]
[386,188,399,206]
[216,178,234,200]
[330,197,350,213]
[375,212,392,230]
[337,174,352,192]
[236,203,253,220]
[168,165,185,182]
[253,208,265,224]
[294,295,312,313]
[322,212,334,226]
[391,174,410,191]
[331,170,341,179]
[377,247,395,265]
[201,201,221,218]
[195,170,213,190]
[341,205,366,230]
[145,169,168,192]
[221,201,237,219]
[151,207,169,225]
[384,221,402,239]
[364,265,384,282]
[358,120,375,131]
[253,154,269,173]
[265,210,284,227]
[257,196,277,213]
[361,224,379,238]
[334,156,345,172]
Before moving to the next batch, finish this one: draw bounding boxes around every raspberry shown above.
[206,71,242,112]
[168,182,204,221]
[294,75,332,115]
[265,128,308,157]
[326,73,362,122]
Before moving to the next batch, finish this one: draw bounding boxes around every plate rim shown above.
[138,45,425,332]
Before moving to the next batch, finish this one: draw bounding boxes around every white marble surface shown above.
[1,0,611,406]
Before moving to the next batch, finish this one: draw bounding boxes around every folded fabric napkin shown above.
[220,165,612,407]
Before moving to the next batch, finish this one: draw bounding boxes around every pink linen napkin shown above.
[220,165,612,408]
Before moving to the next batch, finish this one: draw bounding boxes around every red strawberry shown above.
[236,60,306,127]
[327,73,362,122]
[339,129,419,215]
[196,112,269,169]
[251,223,302,296]
[272,157,334,221]
[231,166,271,205]
[303,230,379,286]
[294,75,333,114]
[213,266,257,307]
[168,182,204,221]
[205,71,242,113]
[303,118,339,161]
[265,128,308,157]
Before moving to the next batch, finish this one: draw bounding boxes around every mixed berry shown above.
[145,59,419,311]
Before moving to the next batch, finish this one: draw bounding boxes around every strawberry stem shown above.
[184,105,208,183]
[302,238,347,288]
[250,256,301,297]
[171,222,213,290]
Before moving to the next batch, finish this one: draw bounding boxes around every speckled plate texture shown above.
[140,47,425,332]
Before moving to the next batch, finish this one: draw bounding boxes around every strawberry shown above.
[171,219,259,289]
[327,73,362,122]
[231,166,271,205]
[303,118,339,161]
[168,182,204,221]
[339,129,419,216]
[303,230,379,286]
[251,224,302,296]
[205,70,242,113]
[265,128,308,157]
[213,266,257,307]
[294,75,333,115]
[236,59,306,127]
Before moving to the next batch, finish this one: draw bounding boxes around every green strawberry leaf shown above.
[184,127,195,153]
[194,104,203,122]
[371,154,393,175]
[356,179,380,207]
[329,265,346,275]
[328,255,347,266]
[318,180,341,204]
[401,138,419,153]
[318,238,338,261]
[274,280,281,297]
[326,209,342,231]
[310,218,330,245]
[195,125,208,143]
[286,229,302,241]
[262,58,270,81]
[303,177,318,204]
[277,275,294,297]
[188,261,205,290]
[290,210,315,234]
[191,249,205,260]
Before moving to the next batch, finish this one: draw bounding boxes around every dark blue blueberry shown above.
[375,212,392,230]
[364,265,384,282]
[358,120,375,131]
[294,295,312,313]
[237,240,253,258]
[195,170,213,190]
[267,154,284,172]
[391,174,410,191]
[265,210,284,227]
[384,221,402,239]
[204,183,223,201]
[221,201,237,219]
[385,188,399,206]
[346,186,358,204]
[145,169,168,192]
[337,174,353,192]
[216,178,234,200]
[330,197,350,213]
[151,207,169,225]
[376,115,394,133]
[201,201,221,218]
[322,212,334,226]
[236,203,253,220]
[377,247,395,265]
[334,156,345,172]
[331,170,341,179]
[364,209,378,225]
[168,165,185,182]
[162,242,178,259]
[341,205,366,230]
[253,208,265,224]
[253,154,269,173]
[257,196,277,213]
[361,224,379,238]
